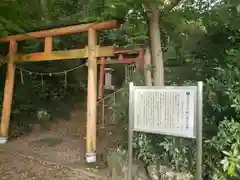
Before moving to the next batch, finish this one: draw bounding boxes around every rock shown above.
[106,148,149,180]
[147,164,193,180]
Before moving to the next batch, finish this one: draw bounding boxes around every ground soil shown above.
[0,149,90,180]
[0,104,125,180]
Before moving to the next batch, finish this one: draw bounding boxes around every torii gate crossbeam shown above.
[0,19,122,163]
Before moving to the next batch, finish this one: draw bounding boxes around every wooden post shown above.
[0,40,17,143]
[86,28,97,163]
[136,48,144,73]
[44,37,52,53]
[98,57,105,100]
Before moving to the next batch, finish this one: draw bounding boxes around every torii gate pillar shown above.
[85,28,97,163]
[0,40,17,143]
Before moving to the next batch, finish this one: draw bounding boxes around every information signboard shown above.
[128,82,203,180]
[132,86,197,138]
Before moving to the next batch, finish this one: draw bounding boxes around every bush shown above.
[111,47,240,179]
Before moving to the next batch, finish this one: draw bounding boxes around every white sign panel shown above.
[131,86,197,138]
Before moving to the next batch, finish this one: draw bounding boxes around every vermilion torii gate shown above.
[0,19,122,162]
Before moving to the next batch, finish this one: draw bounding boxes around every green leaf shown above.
[227,162,235,176]
[222,159,229,172]
[222,151,230,156]
[233,146,239,157]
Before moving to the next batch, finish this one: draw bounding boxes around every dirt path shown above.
[0,149,100,180]
[0,105,124,180]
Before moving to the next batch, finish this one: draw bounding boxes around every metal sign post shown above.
[128,82,203,180]
[196,81,203,180]
[128,82,134,180]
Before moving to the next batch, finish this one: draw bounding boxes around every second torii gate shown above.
[0,19,122,163]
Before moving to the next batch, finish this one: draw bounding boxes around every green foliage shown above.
[107,1,240,180]
[11,73,84,135]
[0,0,240,179]
[207,119,240,179]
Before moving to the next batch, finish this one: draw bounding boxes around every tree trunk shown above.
[148,5,164,86]
[143,48,153,86]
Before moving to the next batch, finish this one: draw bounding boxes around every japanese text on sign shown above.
[132,87,197,138]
